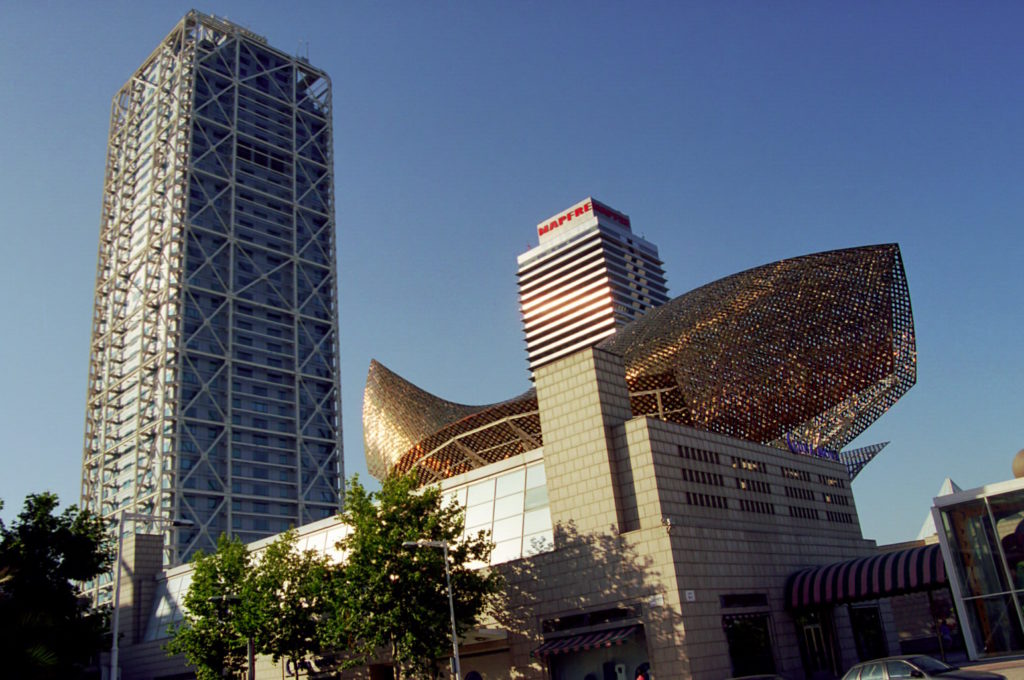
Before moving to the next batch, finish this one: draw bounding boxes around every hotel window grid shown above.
[80,11,341,603]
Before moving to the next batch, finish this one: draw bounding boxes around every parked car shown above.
[840,655,1005,679]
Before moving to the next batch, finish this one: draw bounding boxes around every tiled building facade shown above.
[487,347,889,679]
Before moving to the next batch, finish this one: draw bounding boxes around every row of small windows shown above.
[237,137,291,175]
[732,457,764,474]
[785,486,817,502]
[738,499,775,515]
[790,506,819,521]
[682,468,723,487]
[737,478,771,495]
[781,467,812,482]
[686,492,728,509]
[680,471,855,522]
[680,448,852,505]
[679,445,720,465]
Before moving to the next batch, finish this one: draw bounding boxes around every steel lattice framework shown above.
[81,11,341,600]
[363,244,915,485]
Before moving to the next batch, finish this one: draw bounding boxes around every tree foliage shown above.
[170,473,503,679]
[325,474,502,680]
[168,531,332,679]
[0,492,112,679]
[241,529,332,669]
[166,534,251,680]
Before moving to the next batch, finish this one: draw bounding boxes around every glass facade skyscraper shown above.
[81,11,341,598]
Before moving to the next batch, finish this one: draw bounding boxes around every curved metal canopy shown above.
[364,244,916,484]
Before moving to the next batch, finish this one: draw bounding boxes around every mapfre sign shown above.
[537,198,631,242]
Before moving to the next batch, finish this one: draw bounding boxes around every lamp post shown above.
[402,540,461,680]
[109,511,193,680]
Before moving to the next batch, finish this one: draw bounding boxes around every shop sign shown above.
[536,198,632,241]
[785,433,840,462]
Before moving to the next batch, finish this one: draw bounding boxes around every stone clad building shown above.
[472,346,886,679]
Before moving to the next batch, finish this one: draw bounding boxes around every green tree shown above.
[325,474,502,680]
[240,529,332,671]
[0,492,112,679]
[166,534,251,680]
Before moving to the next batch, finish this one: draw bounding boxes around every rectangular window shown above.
[466,480,494,506]
[495,470,525,497]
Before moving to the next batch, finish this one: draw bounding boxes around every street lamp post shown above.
[402,540,461,680]
[109,511,193,680]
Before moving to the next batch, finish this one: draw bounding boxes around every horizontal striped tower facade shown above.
[517,198,668,374]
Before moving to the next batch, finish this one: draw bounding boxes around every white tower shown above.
[517,198,668,373]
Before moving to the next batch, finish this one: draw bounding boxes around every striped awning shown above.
[532,625,640,658]
[785,544,946,610]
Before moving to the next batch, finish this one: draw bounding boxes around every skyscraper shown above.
[80,12,341,594]
[517,197,669,373]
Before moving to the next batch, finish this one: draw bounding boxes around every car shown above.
[840,655,1005,679]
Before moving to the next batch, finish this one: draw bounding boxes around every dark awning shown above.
[532,625,640,658]
[785,543,946,610]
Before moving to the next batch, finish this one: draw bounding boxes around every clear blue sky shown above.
[0,1,1021,546]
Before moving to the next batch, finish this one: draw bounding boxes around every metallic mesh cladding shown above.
[363,244,915,485]
[362,361,539,482]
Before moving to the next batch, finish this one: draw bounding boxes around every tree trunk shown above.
[391,638,401,680]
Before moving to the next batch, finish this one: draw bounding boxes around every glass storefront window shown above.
[988,490,1024,590]
[939,484,1024,658]
[960,594,1024,656]
[467,479,494,506]
[465,502,493,532]
[526,463,546,489]
[492,538,522,564]
[524,529,554,556]
[496,469,525,497]
[524,507,551,535]
[443,487,465,510]
[942,499,1010,598]
[525,485,548,510]
[446,460,553,565]
[493,515,523,543]
[494,492,524,520]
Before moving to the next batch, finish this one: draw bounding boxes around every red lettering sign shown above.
[592,201,631,228]
[537,201,592,238]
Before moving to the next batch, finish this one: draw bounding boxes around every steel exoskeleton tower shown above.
[81,11,342,601]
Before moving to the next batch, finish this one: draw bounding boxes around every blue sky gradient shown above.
[0,1,1021,545]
